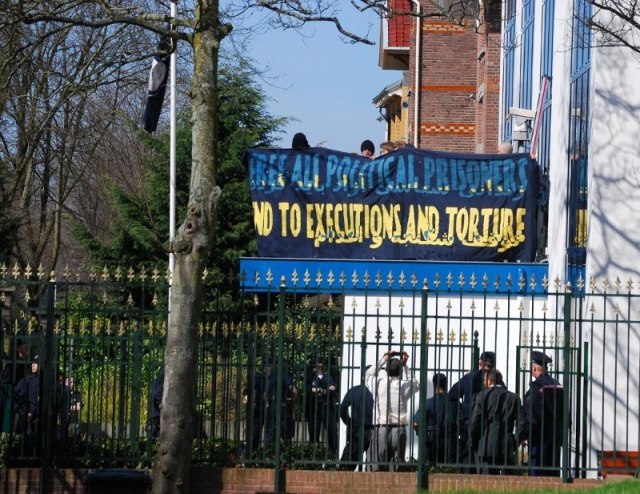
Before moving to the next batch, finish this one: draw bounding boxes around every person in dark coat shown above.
[309,361,338,453]
[518,351,566,477]
[243,368,266,453]
[339,377,373,470]
[470,369,521,474]
[14,356,40,438]
[448,351,496,471]
[151,370,164,437]
[263,361,298,449]
[1,338,29,432]
[64,376,83,436]
[414,373,456,465]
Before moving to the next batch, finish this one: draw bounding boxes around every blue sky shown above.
[245,8,400,153]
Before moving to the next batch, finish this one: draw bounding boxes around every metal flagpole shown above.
[169,1,177,293]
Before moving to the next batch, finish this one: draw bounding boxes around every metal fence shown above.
[1,265,639,490]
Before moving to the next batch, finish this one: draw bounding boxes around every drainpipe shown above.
[409,0,422,148]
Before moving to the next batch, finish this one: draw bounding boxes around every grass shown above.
[416,478,640,494]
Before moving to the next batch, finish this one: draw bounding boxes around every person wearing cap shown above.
[470,369,521,474]
[309,361,338,454]
[414,373,456,465]
[518,351,565,476]
[448,350,496,472]
[360,140,375,159]
[366,350,419,471]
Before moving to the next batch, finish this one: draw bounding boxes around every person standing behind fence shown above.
[470,369,521,474]
[518,351,565,477]
[65,376,84,436]
[310,361,338,454]
[15,356,40,440]
[151,370,164,437]
[448,351,496,472]
[243,368,266,453]
[414,373,456,465]
[263,361,298,450]
[339,373,373,470]
[1,338,29,432]
[366,351,419,471]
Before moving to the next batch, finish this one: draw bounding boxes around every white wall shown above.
[338,292,561,463]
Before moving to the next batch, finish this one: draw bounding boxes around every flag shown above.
[142,41,170,133]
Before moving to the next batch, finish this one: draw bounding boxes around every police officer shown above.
[448,351,496,472]
[518,351,565,476]
[310,361,338,453]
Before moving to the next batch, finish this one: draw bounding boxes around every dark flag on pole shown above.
[142,39,170,133]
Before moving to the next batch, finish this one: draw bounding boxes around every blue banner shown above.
[244,147,540,262]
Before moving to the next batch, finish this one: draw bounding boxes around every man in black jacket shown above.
[448,351,496,471]
[470,369,520,474]
[339,377,373,470]
[414,373,456,465]
[518,351,565,476]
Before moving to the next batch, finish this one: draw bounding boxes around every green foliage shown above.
[74,59,286,282]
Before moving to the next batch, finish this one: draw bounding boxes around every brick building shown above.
[375,0,501,153]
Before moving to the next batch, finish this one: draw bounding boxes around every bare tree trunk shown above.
[152,1,223,492]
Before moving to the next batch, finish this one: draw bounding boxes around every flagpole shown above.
[169,0,177,290]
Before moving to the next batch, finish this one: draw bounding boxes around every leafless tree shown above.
[588,1,640,56]
[0,15,149,275]
[1,1,484,492]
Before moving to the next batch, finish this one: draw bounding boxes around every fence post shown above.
[562,283,573,483]
[417,282,429,492]
[40,280,56,494]
[273,278,286,494]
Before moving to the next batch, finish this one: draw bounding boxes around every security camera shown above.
[507,107,536,120]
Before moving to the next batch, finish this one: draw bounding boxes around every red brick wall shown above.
[0,468,606,494]
[474,7,502,153]
[407,1,500,154]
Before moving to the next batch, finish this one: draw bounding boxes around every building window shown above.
[501,0,517,142]
[567,0,592,277]
[519,0,536,111]
[535,0,555,260]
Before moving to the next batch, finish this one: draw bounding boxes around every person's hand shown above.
[401,352,409,365]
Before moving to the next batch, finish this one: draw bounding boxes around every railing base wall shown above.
[0,467,609,493]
